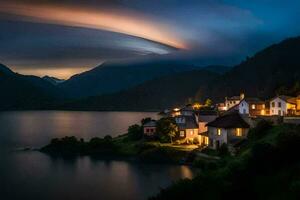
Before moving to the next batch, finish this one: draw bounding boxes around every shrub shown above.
[104,135,113,141]
[128,124,143,141]
[141,117,152,125]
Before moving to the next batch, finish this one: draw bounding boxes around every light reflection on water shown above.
[0,111,197,200]
[0,111,159,148]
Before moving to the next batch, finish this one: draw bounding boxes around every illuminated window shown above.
[190,130,193,135]
[217,128,222,136]
[180,131,185,137]
[236,128,242,136]
[251,104,256,109]
[261,110,265,115]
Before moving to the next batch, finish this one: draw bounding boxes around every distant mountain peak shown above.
[0,63,14,75]
[42,76,65,85]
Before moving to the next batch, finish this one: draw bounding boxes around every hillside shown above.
[58,69,219,111]
[150,122,300,200]
[0,64,63,110]
[59,36,300,110]
[205,36,300,101]
[59,59,203,98]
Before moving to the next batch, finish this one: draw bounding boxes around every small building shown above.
[206,113,250,149]
[195,110,218,146]
[224,93,245,110]
[174,115,199,143]
[236,98,267,116]
[216,102,227,111]
[270,96,297,116]
[143,120,157,136]
[180,105,194,116]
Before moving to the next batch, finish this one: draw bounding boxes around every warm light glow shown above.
[236,128,242,136]
[261,109,265,115]
[0,2,187,49]
[193,103,202,110]
[251,104,256,109]
[11,66,91,79]
[217,128,222,136]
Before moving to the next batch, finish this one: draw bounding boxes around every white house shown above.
[224,93,245,110]
[194,110,218,146]
[236,98,267,116]
[206,113,250,149]
[270,96,297,116]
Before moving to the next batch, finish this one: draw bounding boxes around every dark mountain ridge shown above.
[205,36,300,101]
[2,36,300,110]
[0,64,64,110]
[59,59,204,98]
[60,36,300,110]
[58,69,220,111]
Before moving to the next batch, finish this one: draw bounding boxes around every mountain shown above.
[0,64,63,110]
[60,36,300,110]
[202,65,232,74]
[204,36,300,101]
[58,69,219,111]
[59,59,203,98]
[43,76,65,85]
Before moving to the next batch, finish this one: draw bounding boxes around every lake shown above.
[0,111,197,200]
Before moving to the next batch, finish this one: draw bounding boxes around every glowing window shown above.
[251,104,256,109]
[236,128,242,136]
[190,130,193,135]
[180,131,185,137]
[217,128,222,136]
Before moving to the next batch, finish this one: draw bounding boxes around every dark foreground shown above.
[150,122,300,200]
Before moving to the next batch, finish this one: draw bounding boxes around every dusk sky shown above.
[1,0,300,78]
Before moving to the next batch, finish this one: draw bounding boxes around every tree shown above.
[141,117,152,125]
[128,124,143,141]
[205,99,213,107]
[156,118,178,143]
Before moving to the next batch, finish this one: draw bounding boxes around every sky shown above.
[0,0,300,79]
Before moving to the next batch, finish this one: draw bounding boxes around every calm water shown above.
[0,111,196,200]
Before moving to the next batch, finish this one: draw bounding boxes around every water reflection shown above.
[1,151,196,200]
[0,111,197,200]
[0,111,158,148]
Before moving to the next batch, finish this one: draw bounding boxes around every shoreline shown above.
[38,135,199,166]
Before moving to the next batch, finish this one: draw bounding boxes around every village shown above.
[142,93,300,153]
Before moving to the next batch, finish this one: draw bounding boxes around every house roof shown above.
[227,96,241,100]
[242,97,264,104]
[143,120,157,127]
[206,113,250,129]
[198,115,218,123]
[271,95,297,104]
[175,115,198,130]
[195,110,218,116]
